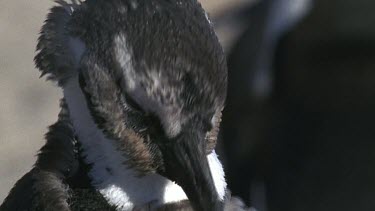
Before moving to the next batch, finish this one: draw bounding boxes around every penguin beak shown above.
[159,130,223,211]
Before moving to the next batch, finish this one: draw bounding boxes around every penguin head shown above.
[37,0,227,210]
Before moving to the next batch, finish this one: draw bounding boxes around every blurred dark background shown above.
[1,0,375,210]
[219,0,375,210]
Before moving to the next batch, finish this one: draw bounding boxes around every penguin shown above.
[1,0,248,210]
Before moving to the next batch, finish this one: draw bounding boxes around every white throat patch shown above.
[63,77,227,210]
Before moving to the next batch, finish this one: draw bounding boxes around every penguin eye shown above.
[124,92,144,113]
[115,77,144,113]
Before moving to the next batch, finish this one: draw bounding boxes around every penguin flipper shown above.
[0,170,36,211]
[0,168,71,211]
[1,100,77,211]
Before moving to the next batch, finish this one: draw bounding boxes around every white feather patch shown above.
[207,151,227,201]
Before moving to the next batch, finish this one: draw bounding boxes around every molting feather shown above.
[35,0,85,86]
